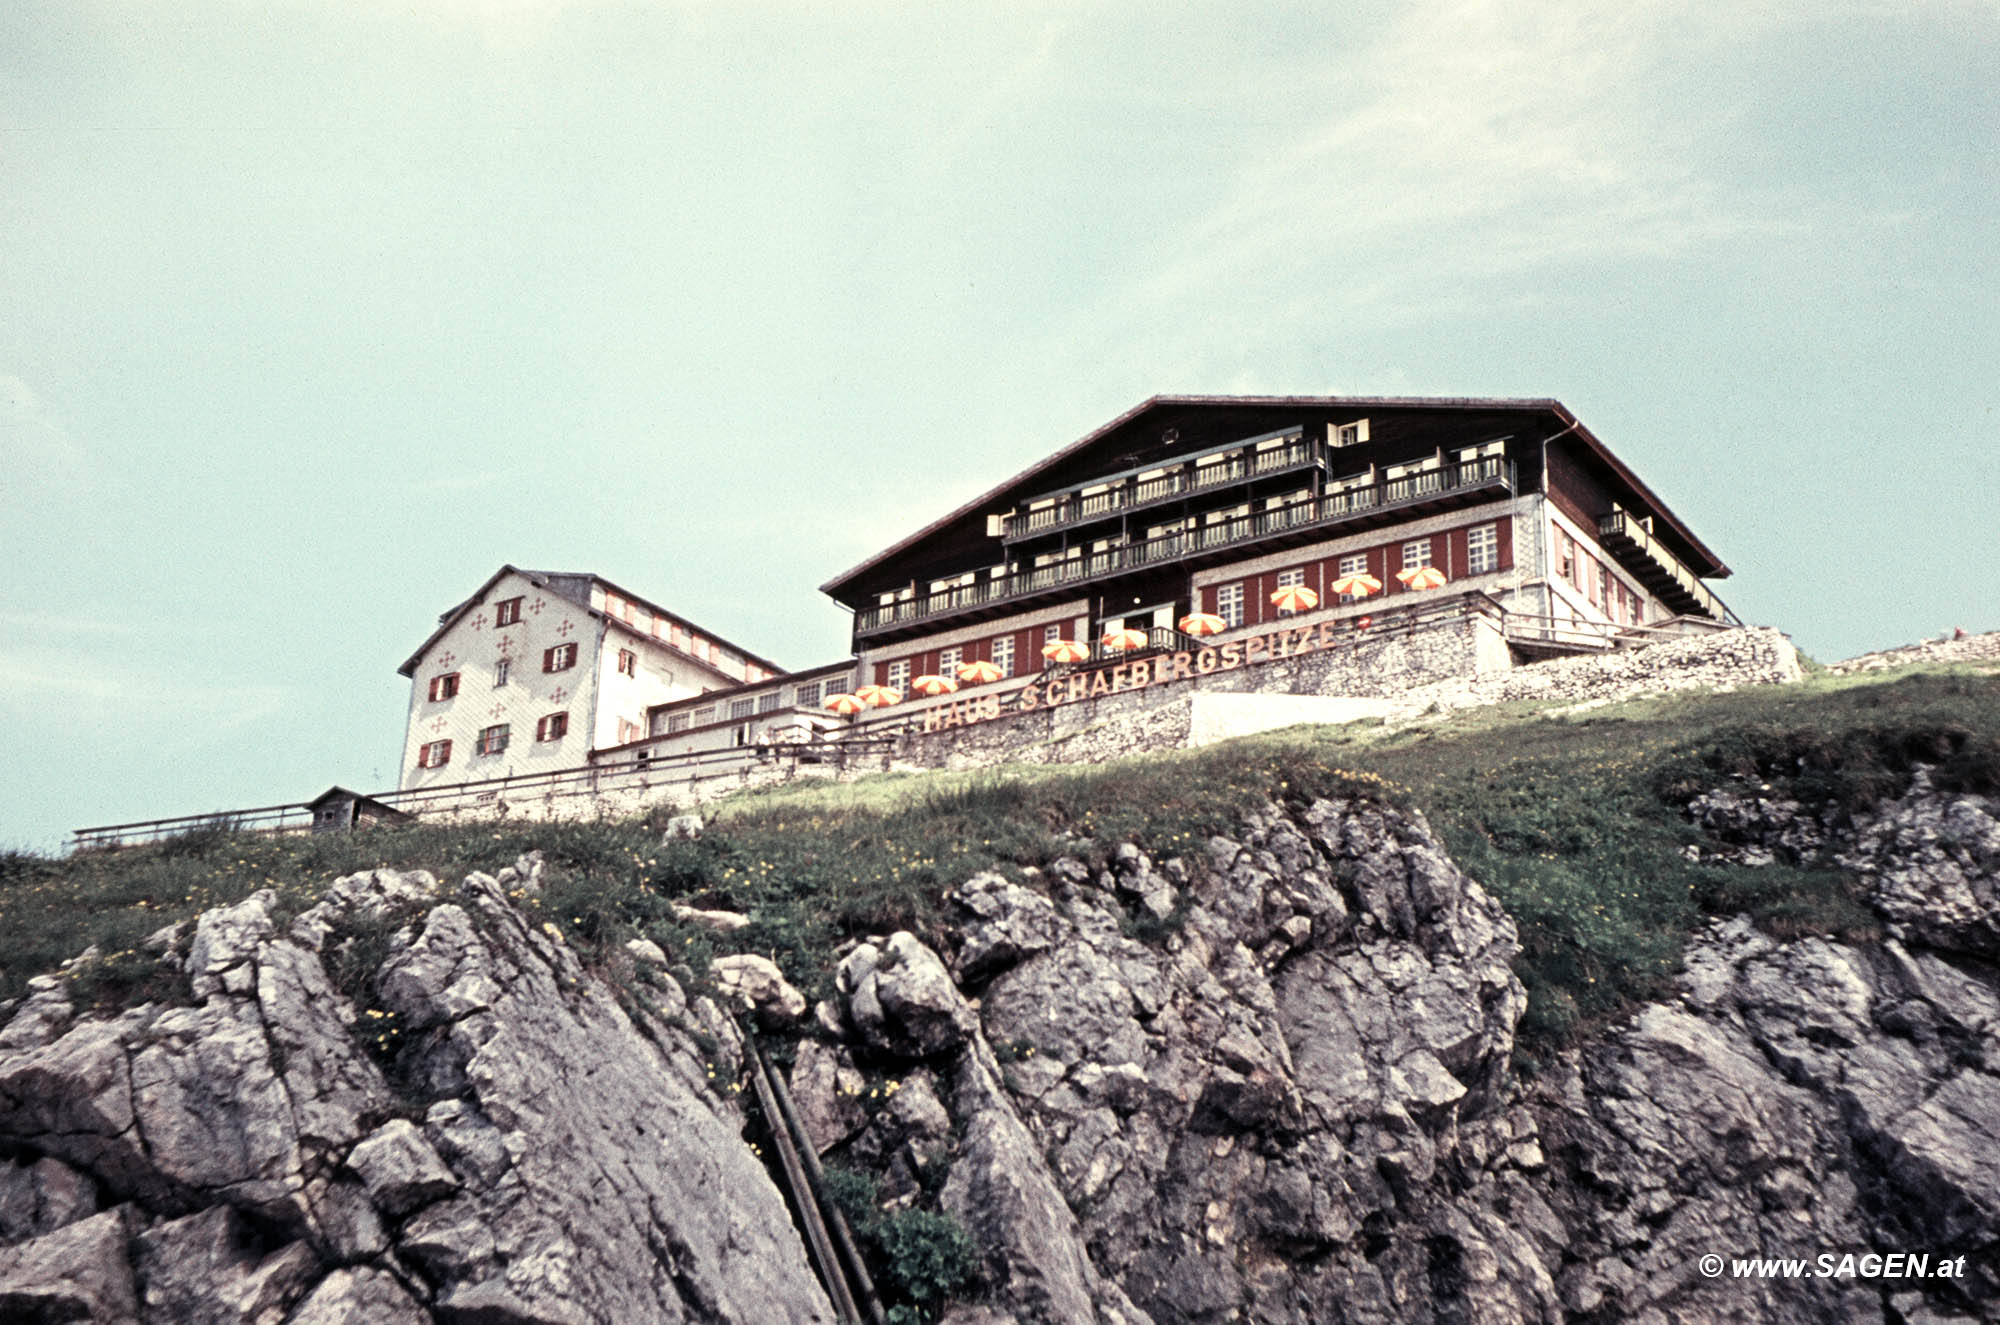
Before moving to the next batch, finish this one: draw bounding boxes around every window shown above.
[666,712,691,734]
[938,645,961,675]
[1402,539,1430,571]
[1467,524,1498,575]
[617,718,641,744]
[757,691,781,714]
[1216,582,1244,628]
[617,648,637,678]
[477,724,509,756]
[1557,530,1576,581]
[1275,568,1306,615]
[1335,553,1369,600]
[427,672,460,702]
[495,597,523,627]
[544,643,577,673]
[1331,419,1369,447]
[886,659,909,692]
[693,706,715,726]
[536,712,568,742]
[1597,565,1612,609]
[992,636,1015,679]
[795,680,823,709]
[493,659,510,687]
[730,697,755,720]
[418,739,452,768]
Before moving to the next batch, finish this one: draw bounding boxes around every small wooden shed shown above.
[307,786,413,835]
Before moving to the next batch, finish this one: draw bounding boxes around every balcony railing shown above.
[857,457,1514,634]
[1598,505,1736,622]
[1001,435,1319,541]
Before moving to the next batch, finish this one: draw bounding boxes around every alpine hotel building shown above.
[399,396,1735,783]
[819,395,1732,707]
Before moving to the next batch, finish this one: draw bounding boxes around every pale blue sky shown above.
[4,0,1995,851]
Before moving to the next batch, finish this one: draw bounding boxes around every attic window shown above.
[427,673,460,702]
[1332,420,1369,448]
[495,597,523,627]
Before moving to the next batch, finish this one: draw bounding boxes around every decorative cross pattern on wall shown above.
[547,686,567,703]
[489,703,506,719]
[496,635,514,655]
[469,612,488,632]
[429,717,448,733]
[529,597,546,615]
[556,620,575,637]
[436,651,457,668]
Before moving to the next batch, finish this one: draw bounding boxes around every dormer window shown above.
[1332,419,1370,448]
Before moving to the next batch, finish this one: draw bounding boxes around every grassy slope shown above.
[5,660,1996,1060]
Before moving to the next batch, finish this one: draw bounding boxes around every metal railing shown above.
[861,458,1515,634]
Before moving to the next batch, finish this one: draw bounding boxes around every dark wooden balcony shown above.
[1597,505,1735,622]
[1000,433,1322,544]
[854,457,1515,641]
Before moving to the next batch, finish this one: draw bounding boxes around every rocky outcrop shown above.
[805,787,1998,1324]
[4,777,1996,1323]
[0,855,834,1323]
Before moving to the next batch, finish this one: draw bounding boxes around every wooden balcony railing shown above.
[857,458,1514,634]
[1001,435,1318,542]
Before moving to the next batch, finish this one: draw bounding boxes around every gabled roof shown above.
[397,565,788,678]
[818,394,1727,596]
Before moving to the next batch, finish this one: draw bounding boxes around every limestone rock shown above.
[840,932,979,1058]
[710,953,809,1023]
[672,903,752,932]
[661,813,704,841]
[0,1205,138,1323]
[133,1205,320,1325]
[0,1156,96,1247]
[346,1118,460,1218]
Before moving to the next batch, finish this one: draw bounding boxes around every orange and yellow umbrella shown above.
[1397,566,1447,591]
[1101,627,1149,652]
[956,659,1004,684]
[854,684,903,708]
[823,693,866,716]
[1270,584,1320,613]
[910,674,958,696]
[1041,638,1090,664]
[1330,572,1382,598]
[1179,612,1228,637]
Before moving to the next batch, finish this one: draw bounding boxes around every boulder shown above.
[709,954,809,1024]
[839,933,978,1058]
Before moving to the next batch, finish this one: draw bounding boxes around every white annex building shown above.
[396,567,785,790]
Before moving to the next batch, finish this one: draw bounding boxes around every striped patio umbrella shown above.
[1330,572,1382,598]
[854,684,903,708]
[1101,627,1149,652]
[823,693,866,716]
[910,674,959,696]
[1269,584,1320,613]
[1041,638,1090,664]
[1178,612,1228,637]
[1396,566,1448,591]
[956,659,1004,684]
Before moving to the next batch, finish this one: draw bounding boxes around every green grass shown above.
[5,660,1996,1064]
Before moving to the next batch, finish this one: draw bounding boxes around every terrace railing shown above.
[860,458,1515,634]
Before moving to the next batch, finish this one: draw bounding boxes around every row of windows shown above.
[415,712,568,769]
[427,645,579,703]
[1207,522,1504,627]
